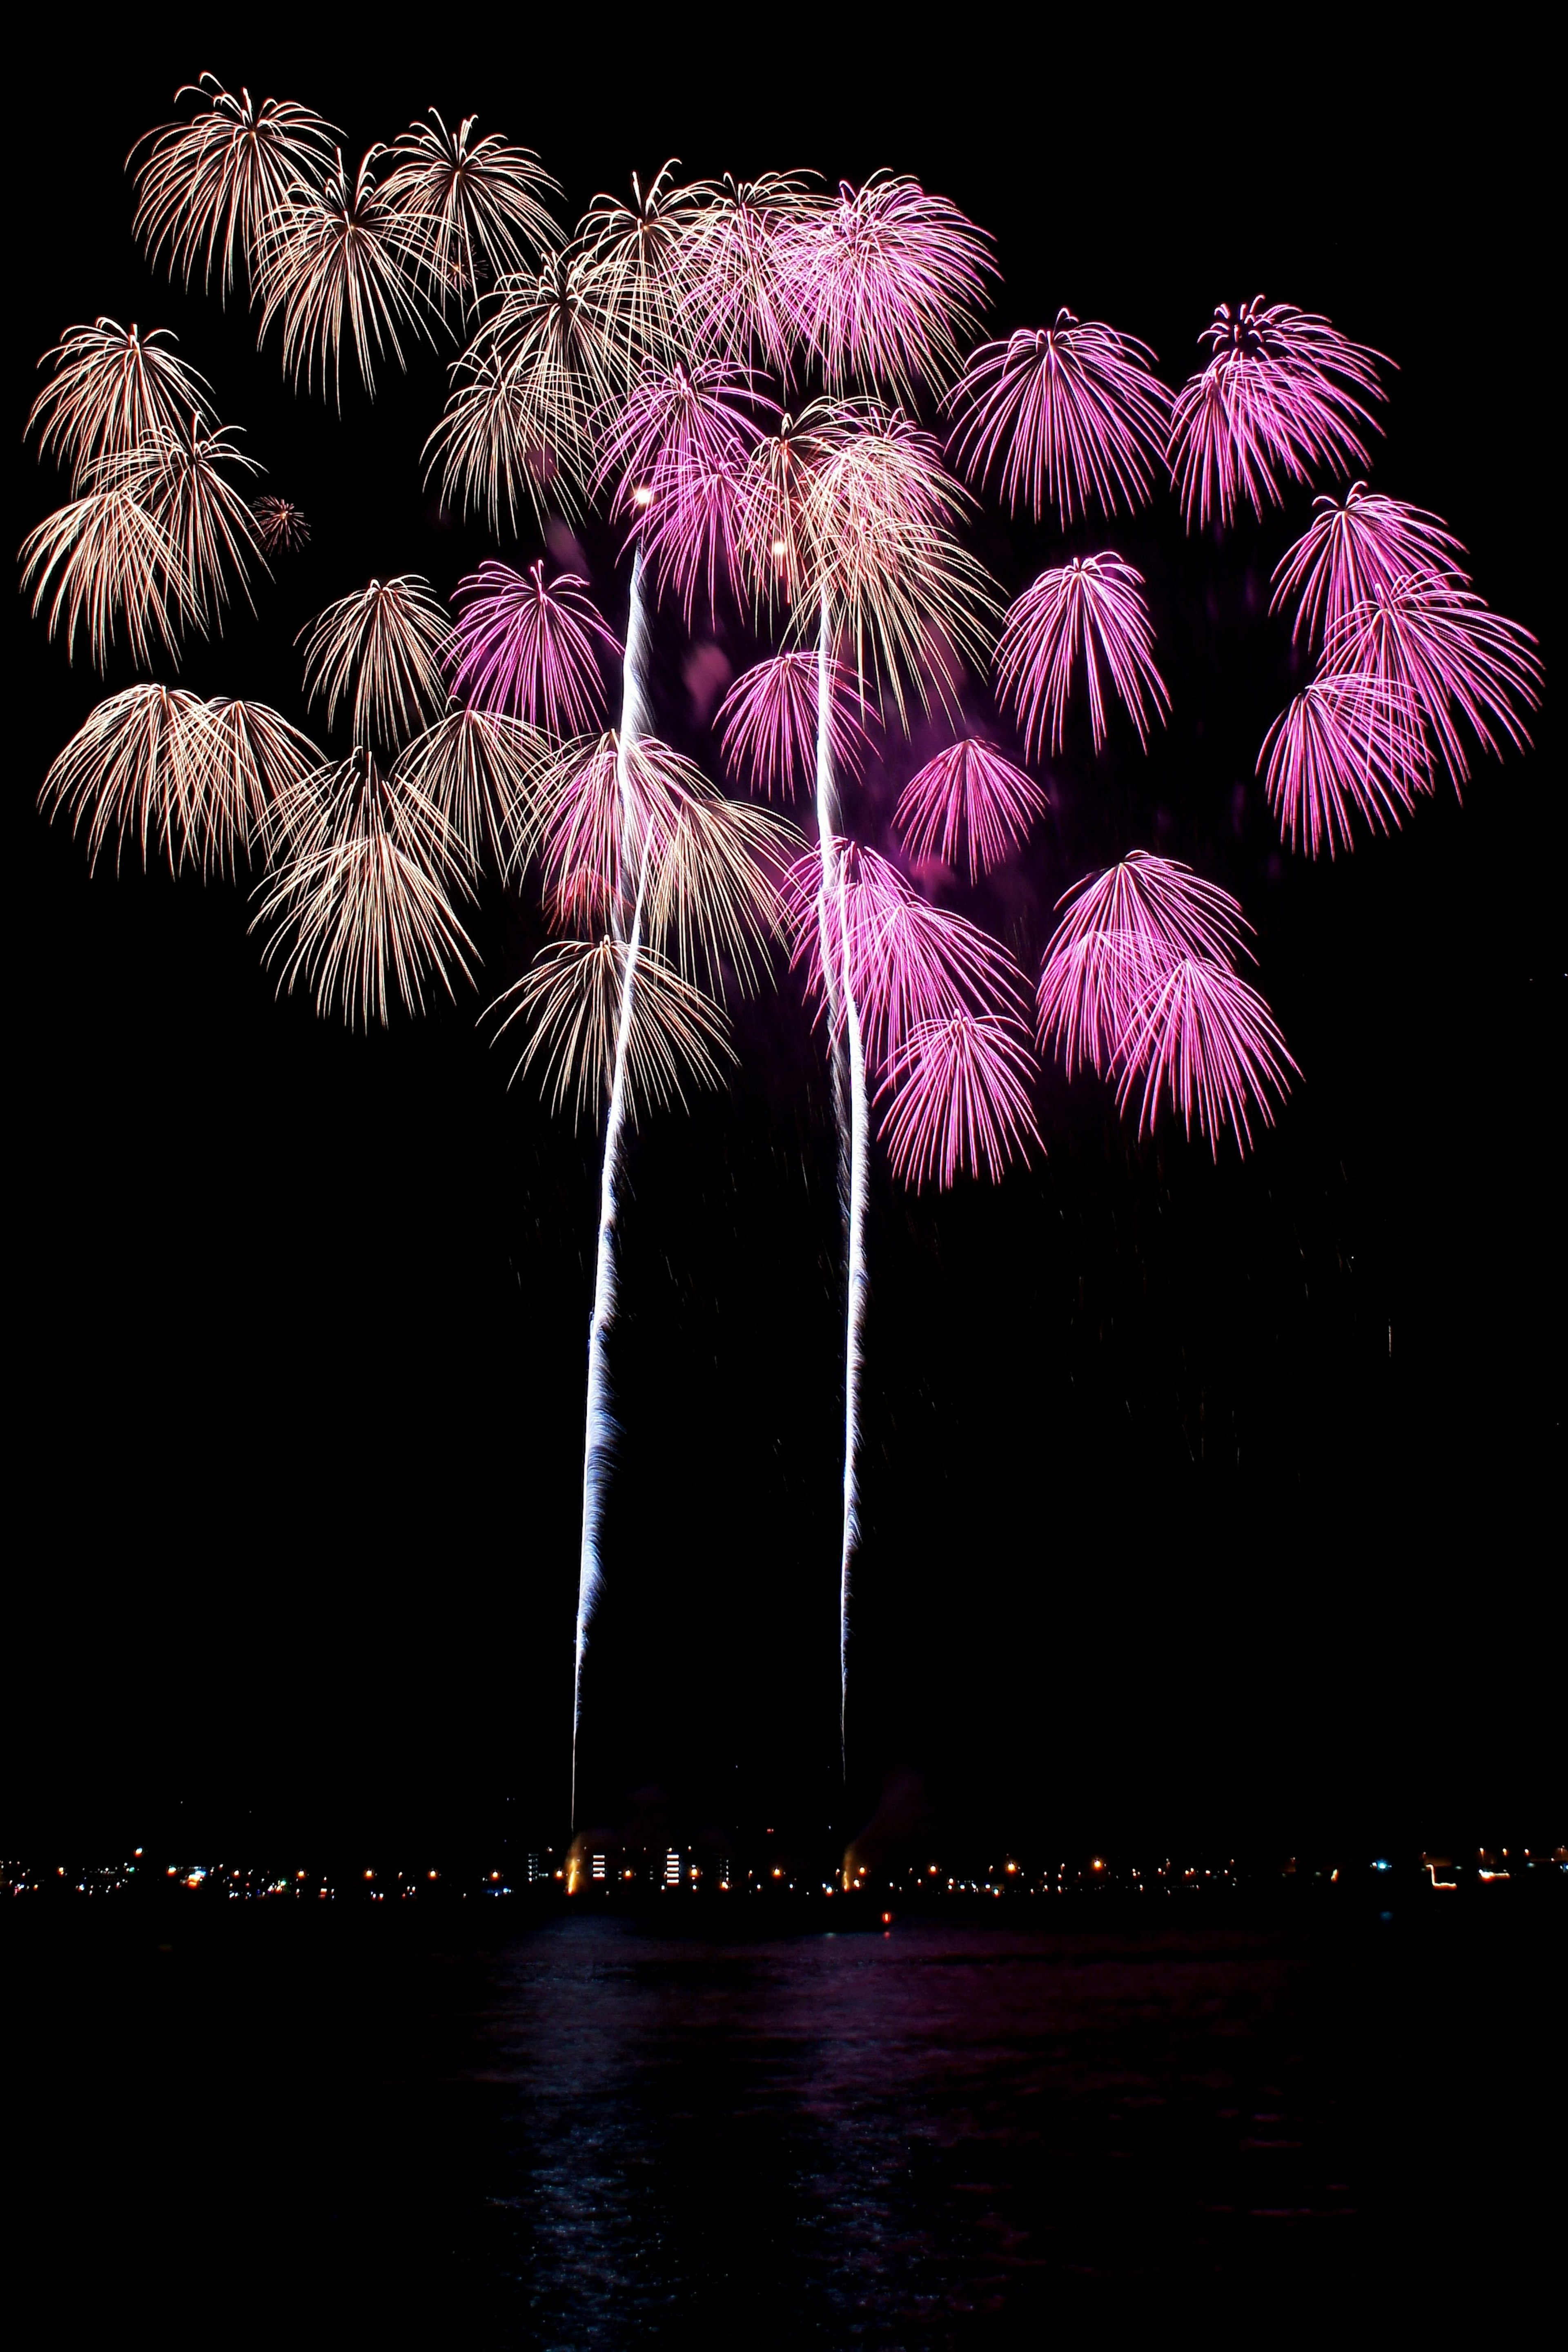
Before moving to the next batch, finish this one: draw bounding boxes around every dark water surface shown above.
[11,1909,1556,2342]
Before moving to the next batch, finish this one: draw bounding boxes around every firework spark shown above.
[789,174,991,396]
[893,737,1045,880]
[995,554,1167,757]
[424,248,621,529]
[1037,853,1247,1080]
[252,494,310,552]
[40,684,318,876]
[574,162,708,380]
[681,170,821,371]
[131,75,339,302]
[447,560,619,737]
[1323,573,1541,791]
[20,477,182,669]
[1116,956,1296,1155]
[491,935,734,1124]
[1271,483,1465,646]
[383,109,559,310]
[397,704,544,874]
[945,310,1172,524]
[1258,673,1425,858]
[299,575,452,750]
[27,319,213,488]
[880,1012,1040,1188]
[800,409,998,722]
[257,147,431,406]
[258,748,475,1027]
[716,649,873,800]
[1169,297,1388,530]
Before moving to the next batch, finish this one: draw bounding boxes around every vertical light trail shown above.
[813,587,866,1777]
[572,547,649,1827]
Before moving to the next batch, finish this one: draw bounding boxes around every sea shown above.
[9,1903,1557,2343]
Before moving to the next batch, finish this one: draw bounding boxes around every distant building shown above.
[664,1849,682,1886]
[526,1853,548,1884]
[591,1854,606,1881]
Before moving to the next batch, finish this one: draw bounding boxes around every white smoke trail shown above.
[813,588,868,1776]
[572,548,650,1826]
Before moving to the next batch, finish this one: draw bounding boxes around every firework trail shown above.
[572,548,650,1823]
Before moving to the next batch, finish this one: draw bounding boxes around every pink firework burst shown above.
[1116,956,1296,1156]
[944,310,1172,525]
[1272,484,1466,646]
[448,560,619,736]
[252,494,310,553]
[595,356,769,518]
[681,171,821,372]
[788,174,992,396]
[1169,297,1387,530]
[1037,853,1247,1080]
[637,452,752,624]
[1258,673,1425,859]
[784,842,1026,1074]
[715,650,873,801]
[893,738,1045,881]
[880,1012,1040,1189]
[995,554,1168,758]
[1324,573,1541,791]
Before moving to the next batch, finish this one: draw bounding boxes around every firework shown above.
[252,495,310,553]
[40,685,318,876]
[424,248,621,529]
[1323,573,1541,791]
[597,356,767,517]
[681,171,821,371]
[535,729,790,987]
[734,401,845,613]
[716,650,873,800]
[996,554,1168,757]
[447,560,619,738]
[800,409,998,722]
[299,575,452,750]
[130,421,265,631]
[490,936,734,1124]
[27,319,213,489]
[944,310,1172,525]
[880,1012,1040,1188]
[131,75,339,302]
[1037,853,1247,1080]
[573,163,708,381]
[1116,956,1296,1156]
[19,477,182,670]
[383,110,559,310]
[1169,297,1388,530]
[789,174,992,396]
[258,748,475,1027]
[397,705,544,875]
[893,738,1045,880]
[1271,483,1465,646]
[257,147,431,406]
[1258,673,1425,858]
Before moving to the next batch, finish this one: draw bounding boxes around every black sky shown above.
[8,18,1560,1864]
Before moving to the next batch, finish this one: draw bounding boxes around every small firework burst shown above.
[996,554,1167,758]
[880,1012,1040,1189]
[448,560,619,737]
[788,173,992,397]
[382,109,560,310]
[256,147,432,407]
[945,311,1172,526]
[715,650,873,802]
[893,738,1046,881]
[131,74,339,302]
[1168,296,1388,530]
[253,495,311,553]
[298,574,452,750]
[27,319,214,488]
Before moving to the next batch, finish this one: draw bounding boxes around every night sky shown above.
[9,24,1557,1866]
